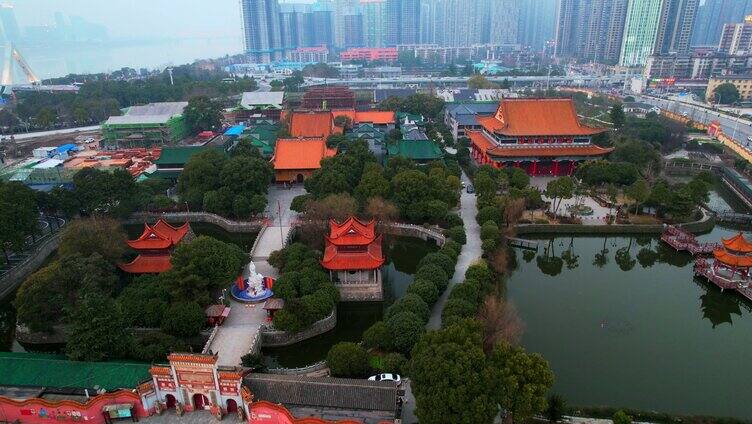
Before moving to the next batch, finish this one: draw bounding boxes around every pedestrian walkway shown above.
[427,172,481,330]
[205,184,305,366]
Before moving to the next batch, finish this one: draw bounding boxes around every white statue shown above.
[244,262,266,297]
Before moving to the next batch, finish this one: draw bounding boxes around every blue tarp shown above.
[53,144,77,155]
[224,125,245,137]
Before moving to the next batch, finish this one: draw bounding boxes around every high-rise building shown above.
[0,4,20,42]
[619,0,663,67]
[344,14,364,47]
[490,0,519,45]
[554,0,627,64]
[719,16,752,55]
[280,11,305,50]
[385,0,420,45]
[692,0,752,46]
[517,0,556,50]
[654,0,698,54]
[307,10,334,48]
[240,0,284,63]
[361,0,387,47]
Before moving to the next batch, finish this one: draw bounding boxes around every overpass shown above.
[302,74,627,89]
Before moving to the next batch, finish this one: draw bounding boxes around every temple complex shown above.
[321,217,385,301]
[118,219,192,274]
[467,98,612,175]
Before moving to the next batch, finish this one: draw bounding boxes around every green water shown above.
[261,236,438,369]
[509,227,752,419]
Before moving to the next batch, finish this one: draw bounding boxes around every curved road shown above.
[427,171,481,330]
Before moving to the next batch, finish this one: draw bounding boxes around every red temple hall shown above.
[119,219,191,274]
[696,232,752,295]
[321,217,385,301]
[468,98,612,176]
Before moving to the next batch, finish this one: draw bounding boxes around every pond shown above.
[261,236,438,369]
[508,225,752,418]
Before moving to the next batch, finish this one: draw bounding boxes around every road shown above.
[637,95,752,147]
[427,172,481,330]
[3,125,101,142]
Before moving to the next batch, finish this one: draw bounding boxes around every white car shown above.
[368,373,401,384]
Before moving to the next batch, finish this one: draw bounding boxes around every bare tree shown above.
[299,193,358,249]
[477,295,524,354]
[504,198,526,228]
[488,248,510,275]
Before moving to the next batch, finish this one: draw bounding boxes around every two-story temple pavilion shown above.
[467,98,612,176]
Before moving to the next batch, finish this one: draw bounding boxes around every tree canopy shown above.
[182,96,223,134]
[713,83,741,105]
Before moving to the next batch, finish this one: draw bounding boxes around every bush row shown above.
[326,233,465,378]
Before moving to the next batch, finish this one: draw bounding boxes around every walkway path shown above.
[207,184,305,366]
[427,172,481,329]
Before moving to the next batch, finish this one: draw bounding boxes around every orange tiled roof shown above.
[479,98,607,137]
[273,138,337,170]
[713,248,752,267]
[331,108,356,122]
[118,254,172,274]
[321,235,385,270]
[290,112,337,138]
[355,111,396,125]
[722,233,752,253]
[468,131,612,158]
[126,219,189,250]
[327,217,377,246]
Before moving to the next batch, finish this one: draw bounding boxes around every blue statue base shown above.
[231,284,274,303]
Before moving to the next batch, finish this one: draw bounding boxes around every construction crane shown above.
[0,43,41,96]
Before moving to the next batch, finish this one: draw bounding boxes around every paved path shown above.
[531,176,612,225]
[427,172,481,330]
[206,184,305,366]
[5,125,100,142]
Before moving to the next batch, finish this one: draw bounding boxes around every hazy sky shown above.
[11,0,243,39]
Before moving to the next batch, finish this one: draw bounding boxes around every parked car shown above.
[466,185,475,194]
[368,373,401,385]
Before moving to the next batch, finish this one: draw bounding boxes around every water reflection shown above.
[509,231,752,417]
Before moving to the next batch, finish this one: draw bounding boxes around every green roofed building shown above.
[387,130,443,164]
[241,123,279,158]
[0,352,150,390]
[102,102,190,149]
[396,112,426,127]
[148,145,225,181]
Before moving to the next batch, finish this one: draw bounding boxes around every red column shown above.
[531,160,538,175]
[553,160,559,176]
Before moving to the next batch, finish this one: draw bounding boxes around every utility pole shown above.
[167,67,174,86]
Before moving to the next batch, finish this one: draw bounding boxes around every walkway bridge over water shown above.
[661,225,752,302]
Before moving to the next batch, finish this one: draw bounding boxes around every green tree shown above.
[406,278,439,306]
[468,75,500,89]
[610,103,626,129]
[66,291,131,361]
[355,165,390,203]
[410,320,497,424]
[14,262,63,333]
[612,410,633,424]
[362,321,393,350]
[132,332,188,363]
[326,342,371,378]
[386,311,426,354]
[116,276,171,328]
[161,302,206,337]
[166,236,247,304]
[385,293,431,323]
[546,394,566,422]
[626,179,650,214]
[0,181,39,263]
[488,342,554,423]
[414,264,449,295]
[546,177,575,215]
[73,168,138,217]
[183,95,222,134]
[713,83,740,104]
[178,149,227,208]
[58,217,127,264]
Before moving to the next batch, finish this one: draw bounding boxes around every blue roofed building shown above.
[444,103,499,140]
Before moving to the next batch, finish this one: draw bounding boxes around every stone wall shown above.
[128,212,264,233]
[0,232,61,300]
[515,212,716,236]
[260,309,337,348]
[381,223,445,246]
[265,361,329,376]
